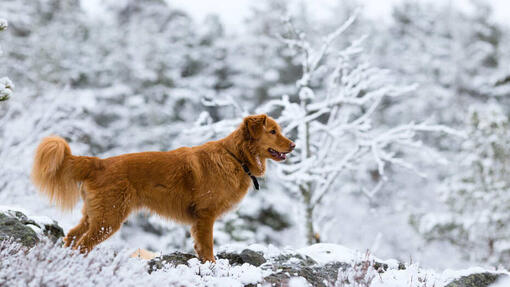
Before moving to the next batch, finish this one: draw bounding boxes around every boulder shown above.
[0,209,64,248]
[263,261,348,287]
[0,213,39,247]
[445,272,508,287]
[216,249,267,267]
[148,252,195,273]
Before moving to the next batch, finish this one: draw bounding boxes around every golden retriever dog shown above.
[31,114,294,262]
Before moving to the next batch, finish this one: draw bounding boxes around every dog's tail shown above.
[31,136,102,211]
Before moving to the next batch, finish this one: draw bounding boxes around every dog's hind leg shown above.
[64,212,89,248]
[74,187,132,253]
[64,186,89,248]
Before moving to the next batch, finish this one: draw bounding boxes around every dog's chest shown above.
[213,176,251,213]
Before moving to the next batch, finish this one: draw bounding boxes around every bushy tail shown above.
[31,136,101,211]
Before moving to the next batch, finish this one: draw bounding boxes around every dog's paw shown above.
[199,256,216,264]
[63,236,74,247]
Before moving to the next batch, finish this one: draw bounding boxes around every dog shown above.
[31,114,295,262]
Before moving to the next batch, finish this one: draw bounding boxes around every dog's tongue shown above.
[280,153,286,160]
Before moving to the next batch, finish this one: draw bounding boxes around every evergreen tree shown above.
[415,103,510,265]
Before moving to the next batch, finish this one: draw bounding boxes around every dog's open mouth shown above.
[268,148,289,161]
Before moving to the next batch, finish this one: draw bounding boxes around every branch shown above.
[201,94,247,116]
[0,20,12,102]
[0,19,7,31]
[309,10,359,73]
[361,180,385,199]
[283,107,329,134]
[311,146,362,207]
[0,77,13,102]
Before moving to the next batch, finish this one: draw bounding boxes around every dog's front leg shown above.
[191,217,216,263]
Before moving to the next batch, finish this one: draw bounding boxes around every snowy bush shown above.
[336,252,378,287]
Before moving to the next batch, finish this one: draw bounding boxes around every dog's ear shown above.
[244,114,267,139]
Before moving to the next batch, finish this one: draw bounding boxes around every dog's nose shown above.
[290,142,296,150]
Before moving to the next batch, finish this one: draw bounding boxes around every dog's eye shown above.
[270,130,276,134]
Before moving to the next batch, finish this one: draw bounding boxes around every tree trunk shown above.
[301,182,317,245]
[300,96,318,245]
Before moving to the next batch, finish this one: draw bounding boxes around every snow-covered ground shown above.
[2,205,508,287]
[2,235,508,286]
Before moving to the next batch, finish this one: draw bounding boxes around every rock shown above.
[263,252,349,287]
[263,262,348,287]
[0,213,39,247]
[149,248,267,273]
[217,249,266,267]
[240,249,267,266]
[148,252,195,273]
[445,272,508,287]
[373,261,406,273]
[0,209,64,248]
[41,219,65,242]
[271,252,318,267]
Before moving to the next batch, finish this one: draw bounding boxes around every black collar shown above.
[224,147,259,191]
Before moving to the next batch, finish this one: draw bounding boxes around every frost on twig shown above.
[0,19,12,102]
[0,77,14,102]
[0,19,7,31]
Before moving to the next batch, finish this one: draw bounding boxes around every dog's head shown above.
[243,114,295,161]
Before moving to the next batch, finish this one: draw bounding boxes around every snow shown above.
[2,236,507,287]
[180,258,267,286]
[288,276,311,287]
[373,265,510,287]
[297,243,359,264]
[491,276,510,287]
[1,0,510,283]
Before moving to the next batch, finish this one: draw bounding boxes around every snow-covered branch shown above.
[0,19,11,102]
[0,77,13,102]
[0,19,7,31]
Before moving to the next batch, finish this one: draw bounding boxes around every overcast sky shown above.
[83,0,510,32]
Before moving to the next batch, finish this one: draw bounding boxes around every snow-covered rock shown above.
[0,206,64,247]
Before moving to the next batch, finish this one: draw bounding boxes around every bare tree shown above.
[262,14,458,244]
